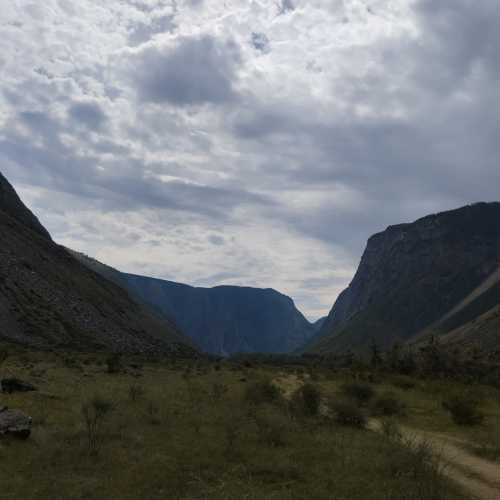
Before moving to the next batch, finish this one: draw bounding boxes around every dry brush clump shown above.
[371,392,407,417]
[244,379,283,406]
[81,394,114,455]
[128,383,145,402]
[341,382,375,406]
[253,405,290,447]
[289,383,322,418]
[442,393,484,426]
[330,399,367,428]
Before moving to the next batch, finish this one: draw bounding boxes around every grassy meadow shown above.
[2,345,499,500]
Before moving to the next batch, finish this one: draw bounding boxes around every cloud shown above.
[132,35,241,106]
[251,32,271,54]
[68,102,108,130]
[1,0,500,319]
[278,0,296,15]
[128,14,177,46]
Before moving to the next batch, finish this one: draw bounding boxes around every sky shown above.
[1,0,500,321]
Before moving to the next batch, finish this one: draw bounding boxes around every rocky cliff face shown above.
[124,276,315,356]
[310,203,500,354]
[71,253,315,356]
[0,172,196,355]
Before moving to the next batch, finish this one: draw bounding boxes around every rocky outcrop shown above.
[0,407,32,439]
[0,171,197,355]
[309,203,500,354]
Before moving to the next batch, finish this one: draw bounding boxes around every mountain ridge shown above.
[308,202,500,354]
[71,251,316,356]
[0,172,196,355]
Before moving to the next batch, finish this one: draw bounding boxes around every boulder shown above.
[1,378,37,393]
[0,407,32,438]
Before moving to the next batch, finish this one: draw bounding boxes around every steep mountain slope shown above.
[71,253,315,356]
[309,203,500,354]
[0,172,195,355]
[0,172,51,240]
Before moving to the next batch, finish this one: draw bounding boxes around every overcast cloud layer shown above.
[1,0,500,320]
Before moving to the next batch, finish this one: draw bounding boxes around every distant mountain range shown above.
[3,170,499,358]
[71,252,318,356]
[307,203,500,355]
[0,171,195,355]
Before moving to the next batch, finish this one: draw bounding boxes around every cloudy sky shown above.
[1,0,500,320]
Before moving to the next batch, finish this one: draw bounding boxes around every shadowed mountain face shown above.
[0,172,51,240]
[71,254,316,356]
[308,203,500,354]
[0,172,196,355]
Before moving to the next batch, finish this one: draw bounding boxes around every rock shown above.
[1,378,37,393]
[0,407,32,439]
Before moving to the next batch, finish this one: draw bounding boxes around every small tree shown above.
[290,384,322,418]
[370,339,382,369]
[0,348,8,369]
[443,395,484,426]
[128,384,145,402]
[341,382,375,406]
[81,395,114,455]
[106,354,123,374]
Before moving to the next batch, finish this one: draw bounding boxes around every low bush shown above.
[387,438,437,481]
[372,392,406,417]
[442,395,484,426]
[290,383,322,417]
[106,354,123,374]
[81,395,114,455]
[331,399,367,428]
[380,418,402,441]
[392,376,416,391]
[245,379,282,406]
[211,382,228,401]
[253,406,289,447]
[128,384,145,402]
[341,382,375,406]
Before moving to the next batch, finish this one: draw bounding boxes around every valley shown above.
[4,343,499,500]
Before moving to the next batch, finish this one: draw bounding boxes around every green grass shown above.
[0,349,474,499]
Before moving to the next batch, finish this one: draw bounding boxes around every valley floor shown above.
[2,345,499,500]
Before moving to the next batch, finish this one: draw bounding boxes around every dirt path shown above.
[273,375,500,500]
[369,420,500,500]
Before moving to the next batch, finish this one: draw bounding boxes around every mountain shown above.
[0,172,196,355]
[71,253,316,356]
[308,203,500,354]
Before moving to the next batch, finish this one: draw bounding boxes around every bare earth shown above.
[369,421,500,500]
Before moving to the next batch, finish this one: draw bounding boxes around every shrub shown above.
[81,395,114,455]
[290,384,322,417]
[128,384,145,402]
[254,407,289,447]
[106,354,123,374]
[0,348,9,368]
[211,382,228,401]
[392,376,416,391]
[245,379,282,406]
[380,418,402,441]
[387,438,436,480]
[372,392,406,417]
[341,383,375,406]
[331,399,367,428]
[146,400,161,425]
[442,395,484,426]
[223,409,247,455]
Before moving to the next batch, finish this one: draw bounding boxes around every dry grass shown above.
[0,348,473,500]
